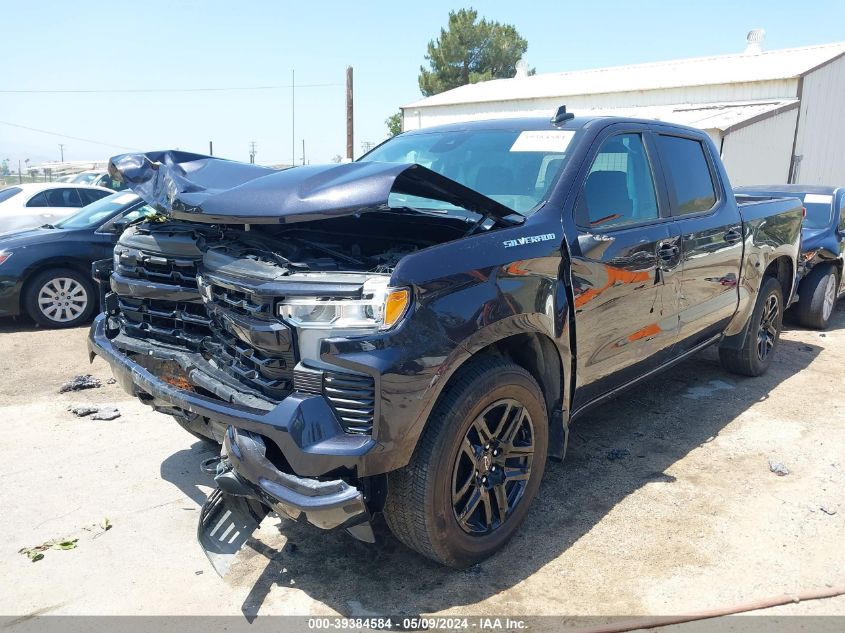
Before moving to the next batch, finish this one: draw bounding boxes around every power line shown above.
[0,83,342,94]
[0,120,140,150]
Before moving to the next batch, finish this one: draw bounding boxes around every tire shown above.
[719,276,784,377]
[173,414,219,445]
[793,264,838,330]
[23,267,97,328]
[383,357,548,568]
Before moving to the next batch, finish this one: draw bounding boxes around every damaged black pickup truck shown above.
[89,112,803,571]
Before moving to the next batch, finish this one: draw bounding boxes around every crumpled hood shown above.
[108,150,519,226]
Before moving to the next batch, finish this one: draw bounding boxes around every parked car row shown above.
[0,192,154,326]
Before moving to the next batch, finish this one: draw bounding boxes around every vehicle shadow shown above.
[159,441,219,507]
[161,313,835,618]
[0,316,39,333]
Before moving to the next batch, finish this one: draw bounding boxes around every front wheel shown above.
[383,358,548,568]
[23,268,97,328]
[719,276,784,377]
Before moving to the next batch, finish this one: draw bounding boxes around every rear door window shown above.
[657,135,717,215]
[28,188,83,207]
[576,133,660,229]
[26,192,48,207]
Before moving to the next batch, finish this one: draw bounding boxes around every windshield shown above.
[71,172,101,184]
[0,187,22,204]
[55,192,146,229]
[359,128,577,215]
[802,194,834,230]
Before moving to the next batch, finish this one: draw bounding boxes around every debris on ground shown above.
[106,378,117,385]
[769,460,790,476]
[68,405,99,417]
[68,405,121,420]
[607,448,631,461]
[100,517,112,531]
[820,505,837,516]
[91,407,121,421]
[58,375,101,393]
[18,538,79,562]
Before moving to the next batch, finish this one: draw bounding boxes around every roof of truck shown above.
[399,115,699,135]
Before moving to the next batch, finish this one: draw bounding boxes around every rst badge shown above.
[503,233,557,248]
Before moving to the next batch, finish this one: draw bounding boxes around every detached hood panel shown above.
[109,151,519,225]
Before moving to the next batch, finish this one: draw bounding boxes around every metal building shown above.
[401,34,845,186]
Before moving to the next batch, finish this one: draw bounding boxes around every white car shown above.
[0,183,113,234]
[71,170,125,190]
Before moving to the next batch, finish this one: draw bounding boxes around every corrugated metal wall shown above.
[403,80,799,130]
[721,107,799,186]
[792,55,845,184]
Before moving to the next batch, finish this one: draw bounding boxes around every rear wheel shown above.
[383,358,548,568]
[23,268,96,328]
[719,276,783,377]
[794,264,838,330]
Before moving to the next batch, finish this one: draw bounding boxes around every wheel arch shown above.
[764,254,794,304]
[423,328,568,463]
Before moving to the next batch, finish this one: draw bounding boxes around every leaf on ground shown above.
[100,517,112,531]
[52,539,78,550]
[18,547,46,562]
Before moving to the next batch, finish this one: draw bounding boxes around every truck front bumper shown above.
[87,314,377,478]
[88,313,379,574]
[198,427,373,575]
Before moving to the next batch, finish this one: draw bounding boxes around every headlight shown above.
[277,276,410,331]
[0,250,11,266]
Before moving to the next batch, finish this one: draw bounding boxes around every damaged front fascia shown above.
[108,150,522,227]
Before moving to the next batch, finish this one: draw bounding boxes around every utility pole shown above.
[301,139,305,165]
[58,144,65,162]
[291,69,295,168]
[249,141,257,164]
[18,160,22,184]
[209,141,213,156]
[346,66,354,160]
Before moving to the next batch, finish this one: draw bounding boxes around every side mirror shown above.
[109,218,132,233]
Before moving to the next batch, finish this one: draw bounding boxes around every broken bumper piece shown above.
[199,427,373,575]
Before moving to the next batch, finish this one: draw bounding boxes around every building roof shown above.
[404,42,845,109]
[571,99,799,133]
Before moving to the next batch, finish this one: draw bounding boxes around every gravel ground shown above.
[0,307,843,622]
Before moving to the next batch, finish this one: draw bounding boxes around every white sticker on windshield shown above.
[113,193,138,204]
[510,130,575,153]
[804,193,833,204]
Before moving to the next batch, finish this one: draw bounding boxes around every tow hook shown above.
[200,455,225,475]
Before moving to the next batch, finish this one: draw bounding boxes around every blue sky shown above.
[2,0,845,166]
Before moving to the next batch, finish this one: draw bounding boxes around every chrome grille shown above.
[115,248,200,289]
[203,323,295,400]
[118,297,211,350]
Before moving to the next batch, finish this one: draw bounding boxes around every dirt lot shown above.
[1,307,843,622]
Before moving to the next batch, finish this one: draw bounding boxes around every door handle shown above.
[657,244,679,260]
[724,228,743,243]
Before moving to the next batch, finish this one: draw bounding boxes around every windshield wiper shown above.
[40,223,56,229]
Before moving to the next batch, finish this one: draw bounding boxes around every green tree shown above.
[418,8,531,97]
[386,111,402,137]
